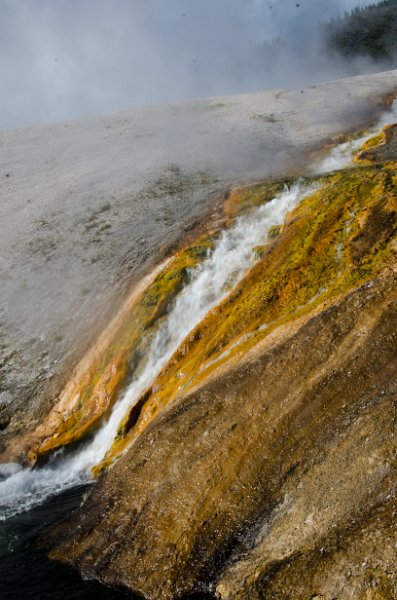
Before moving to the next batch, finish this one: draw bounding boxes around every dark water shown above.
[0,484,134,600]
[0,484,220,599]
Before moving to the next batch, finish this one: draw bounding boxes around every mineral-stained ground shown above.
[1,70,397,447]
[2,71,397,599]
[44,100,397,599]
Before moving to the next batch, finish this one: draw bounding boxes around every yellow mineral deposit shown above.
[6,116,397,483]
[97,125,397,472]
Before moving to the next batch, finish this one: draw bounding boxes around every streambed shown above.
[0,90,396,599]
[0,183,312,519]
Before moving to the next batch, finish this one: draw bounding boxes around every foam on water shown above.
[0,182,313,521]
[2,98,397,521]
[311,99,397,175]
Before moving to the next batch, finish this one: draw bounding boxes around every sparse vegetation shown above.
[142,166,218,200]
[28,236,58,260]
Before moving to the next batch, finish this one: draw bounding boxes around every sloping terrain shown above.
[50,271,397,600]
[44,102,397,598]
[1,70,397,454]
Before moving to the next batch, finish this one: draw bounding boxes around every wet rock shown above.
[2,72,397,599]
[42,98,397,598]
[2,70,397,450]
[48,269,397,599]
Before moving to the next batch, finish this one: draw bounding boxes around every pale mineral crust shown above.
[1,70,397,447]
[4,71,397,600]
[49,265,397,599]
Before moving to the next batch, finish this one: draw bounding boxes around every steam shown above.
[0,0,388,130]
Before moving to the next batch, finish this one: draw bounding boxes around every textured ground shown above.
[49,262,397,600]
[45,88,397,599]
[1,70,397,445]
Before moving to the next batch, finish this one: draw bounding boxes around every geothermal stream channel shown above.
[0,183,309,520]
[0,101,396,524]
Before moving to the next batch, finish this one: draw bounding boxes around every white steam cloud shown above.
[0,0,386,129]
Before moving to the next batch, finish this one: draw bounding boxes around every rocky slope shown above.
[42,105,397,598]
[1,70,397,454]
[50,272,397,600]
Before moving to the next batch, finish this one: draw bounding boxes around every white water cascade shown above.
[311,98,397,175]
[2,98,397,521]
[0,183,312,521]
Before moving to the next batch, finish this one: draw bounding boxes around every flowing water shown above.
[0,182,311,522]
[1,99,396,597]
[310,98,397,175]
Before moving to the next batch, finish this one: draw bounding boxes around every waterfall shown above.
[0,183,311,520]
[0,98,396,521]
